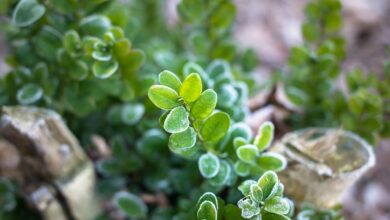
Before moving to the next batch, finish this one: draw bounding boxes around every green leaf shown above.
[159,70,182,92]
[237,145,259,163]
[191,89,218,120]
[224,204,246,220]
[12,0,45,27]
[257,171,278,200]
[209,160,231,186]
[264,197,290,215]
[250,184,263,203]
[124,49,145,72]
[197,192,219,210]
[92,42,112,61]
[92,59,119,79]
[238,180,257,197]
[237,197,260,219]
[163,106,189,133]
[70,60,88,80]
[289,46,310,65]
[121,103,144,125]
[233,137,247,149]
[197,201,217,220]
[256,153,287,172]
[261,212,290,220]
[198,153,220,178]
[234,160,251,177]
[168,127,197,150]
[201,112,230,142]
[114,191,147,218]
[254,122,274,151]
[34,26,62,61]
[148,85,180,110]
[180,73,202,103]
[17,83,43,104]
[63,30,81,55]
[80,15,111,38]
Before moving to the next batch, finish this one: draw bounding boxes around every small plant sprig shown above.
[194,171,293,220]
[148,70,286,187]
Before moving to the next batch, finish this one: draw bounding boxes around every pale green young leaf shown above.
[237,197,260,219]
[233,137,247,149]
[198,153,220,178]
[180,73,202,103]
[250,184,263,203]
[257,171,278,200]
[254,122,274,151]
[148,85,180,110]
[159,70,182,92]
[264,197,290,215]
[237,145,259,163]
[163,106,189,133]
[256,152,287,172]
[238,180,257,197]
[191,89,217,120]
[200,112,230,142]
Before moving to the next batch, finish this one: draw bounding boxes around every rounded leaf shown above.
[250,184,263,203]
[17,83,43,104]
[80,15,111,37]
[70,60,88,80]
[163,106,189,133]
[92,59,119,79]
[264,196,290,215]
[168,127,197,150]
[198,153,220,178]
[257,171,279,200]
[254,122,274,151]
[256,152,287,172]
[209,160,231,186]
[121,103,145,125]
[237,197,260,219]
[159,70,182,92]
[180,73,202,103]
[114,191,147,218]
[191,89,217,120]
[197,192,219,210]
[63,30,81,55]
[237,145,259,163]
[238,180,257,197]
[12,0,46,27]
[234,161,251,177]
[201,112,230,142]
[148,85,180,110]
[197,201,217,220]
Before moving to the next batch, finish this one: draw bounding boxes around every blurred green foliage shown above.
[280,0,390,144]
